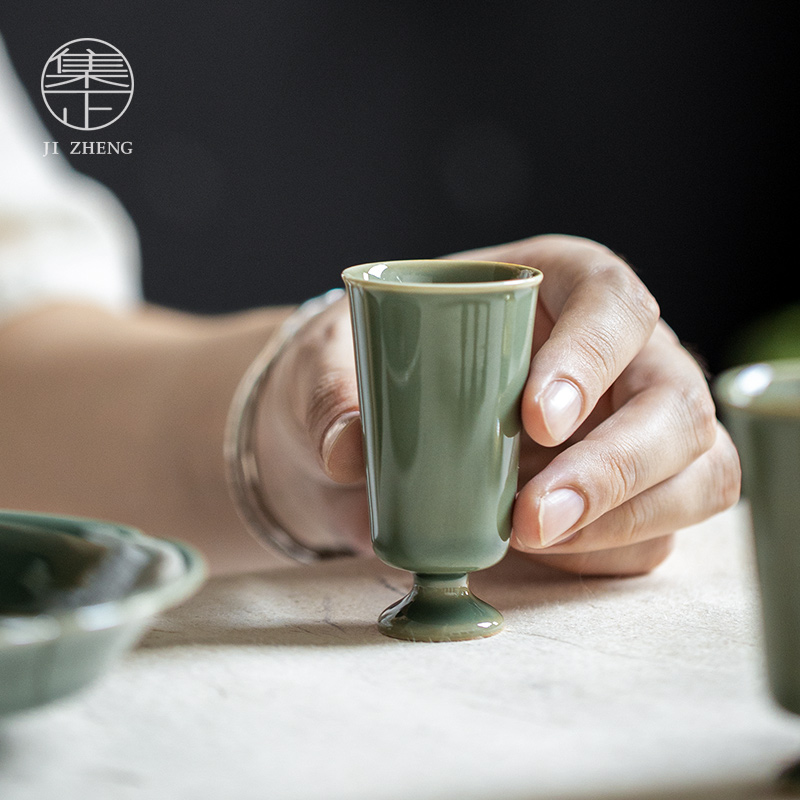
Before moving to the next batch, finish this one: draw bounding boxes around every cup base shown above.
[377,573,504,642]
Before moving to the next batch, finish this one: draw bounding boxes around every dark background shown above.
[1,2,794,373]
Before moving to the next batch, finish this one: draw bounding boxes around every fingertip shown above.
[520,386,544,443]
[321,411,365,484]
[522,377,583,446]
[510,482,539,551]
[512,479,587,552]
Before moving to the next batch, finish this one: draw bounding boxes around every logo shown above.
[41,38,133,131]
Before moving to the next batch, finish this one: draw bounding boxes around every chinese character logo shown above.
[41,39,133,131]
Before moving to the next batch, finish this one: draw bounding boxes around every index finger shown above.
[514,235,660,446]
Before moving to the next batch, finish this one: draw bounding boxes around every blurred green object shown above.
[726,304,800,367]
[715,360,800,715]
[0,511,206,716]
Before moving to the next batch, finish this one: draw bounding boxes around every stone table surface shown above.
[1,502,799,800]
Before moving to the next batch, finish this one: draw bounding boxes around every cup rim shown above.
[714,358,800,419]
[341,259,543,293]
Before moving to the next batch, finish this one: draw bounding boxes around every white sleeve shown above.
[0,34,142,323]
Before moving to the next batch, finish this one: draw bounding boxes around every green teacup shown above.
[715,360,800,714]
[342,260,541,641]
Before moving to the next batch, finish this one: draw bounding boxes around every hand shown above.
[253,234,741,576]
[453,234,741,575]
[252,294,372,557]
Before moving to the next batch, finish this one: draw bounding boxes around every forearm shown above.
[0,301,294,574]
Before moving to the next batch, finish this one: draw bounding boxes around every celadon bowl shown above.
[0,510,206,716]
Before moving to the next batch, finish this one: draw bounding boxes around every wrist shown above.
[166,307,295,570]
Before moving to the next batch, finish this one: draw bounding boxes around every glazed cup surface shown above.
[343,260,541,576]
[715,360,800,714]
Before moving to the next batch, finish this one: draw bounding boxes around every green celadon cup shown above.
[715,359,800,715]
[342,260,541,641]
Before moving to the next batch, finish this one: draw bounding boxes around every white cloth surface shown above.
[1,502,799,800]
[0,35,141,323]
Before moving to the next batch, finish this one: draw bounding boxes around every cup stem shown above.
[377,572,504,642]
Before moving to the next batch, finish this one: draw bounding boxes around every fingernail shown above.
[321,411,361,470]
[538,488,585,546]
[540,380,582,442]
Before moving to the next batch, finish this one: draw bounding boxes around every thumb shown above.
[287,296,366,485]
[319,407,365,484]
[301,355,364,485]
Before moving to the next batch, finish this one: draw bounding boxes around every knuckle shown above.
[614,496,655,549]
[709,424,743,512]
[595,535,675,576]
[601,438,641,507]
[620,275,661,333]
[573,321,620,381]
[626,535,675,575]
[568,267,660,393]
[679,380,718,458]
[596,261,661,333]
[538,535,675,577]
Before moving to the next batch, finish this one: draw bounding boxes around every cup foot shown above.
[377,573,503,642]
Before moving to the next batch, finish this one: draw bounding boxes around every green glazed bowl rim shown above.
[714,358,800,419]
[0,509,207,648]
[342,259,543,293]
